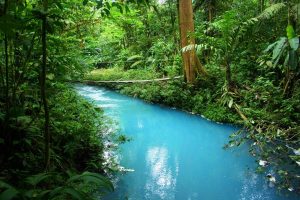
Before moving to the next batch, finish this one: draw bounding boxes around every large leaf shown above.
[272,37,287,61]
[286,25,296,39]
[25,173,52,186]
[49,186,87,200]
[62,187,87,200]
[130,60,143,68]
[288,37,299,51]
[67,172,114,192]
[23,189,51,199]
[264,42,277,53]
[127,55,143,61]
[0,188,19,200]
[288,50,298,70]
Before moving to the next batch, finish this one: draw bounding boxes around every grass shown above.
[84,67,161,81]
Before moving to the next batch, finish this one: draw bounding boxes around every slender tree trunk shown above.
[41,0,50,171]
[260,0,265,12]
[225,56,233,90]
[3,0,10,127]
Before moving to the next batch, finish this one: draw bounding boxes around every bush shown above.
[0,84,116,199]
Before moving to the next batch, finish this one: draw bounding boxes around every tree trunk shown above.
[178,0,207,83]
[225,57,233,91]
[41,0,50,171]
[260,0,265,12]
[178,0,196,83]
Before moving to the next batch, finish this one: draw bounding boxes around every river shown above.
[76,84,298,200]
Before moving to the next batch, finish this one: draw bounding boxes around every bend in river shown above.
[76,84,299,200]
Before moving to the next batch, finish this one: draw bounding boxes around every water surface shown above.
[76,84,298,200]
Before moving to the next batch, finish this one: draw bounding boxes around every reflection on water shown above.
[145,147,178,199]
[137,119,144,129]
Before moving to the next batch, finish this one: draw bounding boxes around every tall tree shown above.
[178,0,206,83]
[178,0,196,83]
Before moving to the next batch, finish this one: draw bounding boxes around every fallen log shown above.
[83,76,183,84]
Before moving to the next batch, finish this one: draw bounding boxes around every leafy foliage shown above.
[0,0,130,199]
[0,171,113,200]
[1,0,300,197]
[85,0,300,194]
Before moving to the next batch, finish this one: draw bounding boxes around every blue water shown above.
[76,84,298,200]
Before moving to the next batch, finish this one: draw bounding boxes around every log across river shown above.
[83,76,183,84]
[76,84,299,200]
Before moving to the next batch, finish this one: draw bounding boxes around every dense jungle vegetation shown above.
[0,0,138,199]
[0,0,299,199]
[85,0,300,194]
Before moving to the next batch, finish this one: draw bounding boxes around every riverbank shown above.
[84,67,300,193]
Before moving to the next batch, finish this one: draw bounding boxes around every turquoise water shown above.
[76,84,298,200]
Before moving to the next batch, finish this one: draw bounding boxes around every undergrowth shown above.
[0,84,118,199]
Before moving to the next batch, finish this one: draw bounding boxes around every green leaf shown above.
[288,37,299,51]
[264,42,277,52]
[96,0,104,9]
[49,186,87,200]
[130,60,143,68]
[105,2,111,10]
[266,61,273,67]
[284,53,289,66]
[67,172,113,192]
[286,25,296,39]
[228,99,233,108]
[127,55,143,61]
[16,116,31,125]
[46,73,55,80]
[101,8,110,16]
[24,189,51,199]
[112,2,123,13]
[288,50,298,69]
[25,173,51,186]
[62,187,86,200]
[272,37,287,61]
[125,5,130,13]
[55,2,64,10]
[0,188,19,200]
[0,181,13,189]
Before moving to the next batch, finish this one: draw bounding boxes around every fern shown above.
[256,3,286,21]
[127,55,143,61]
[231,3,286,52]
[182,44,214,53]
[0,172,113,200]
